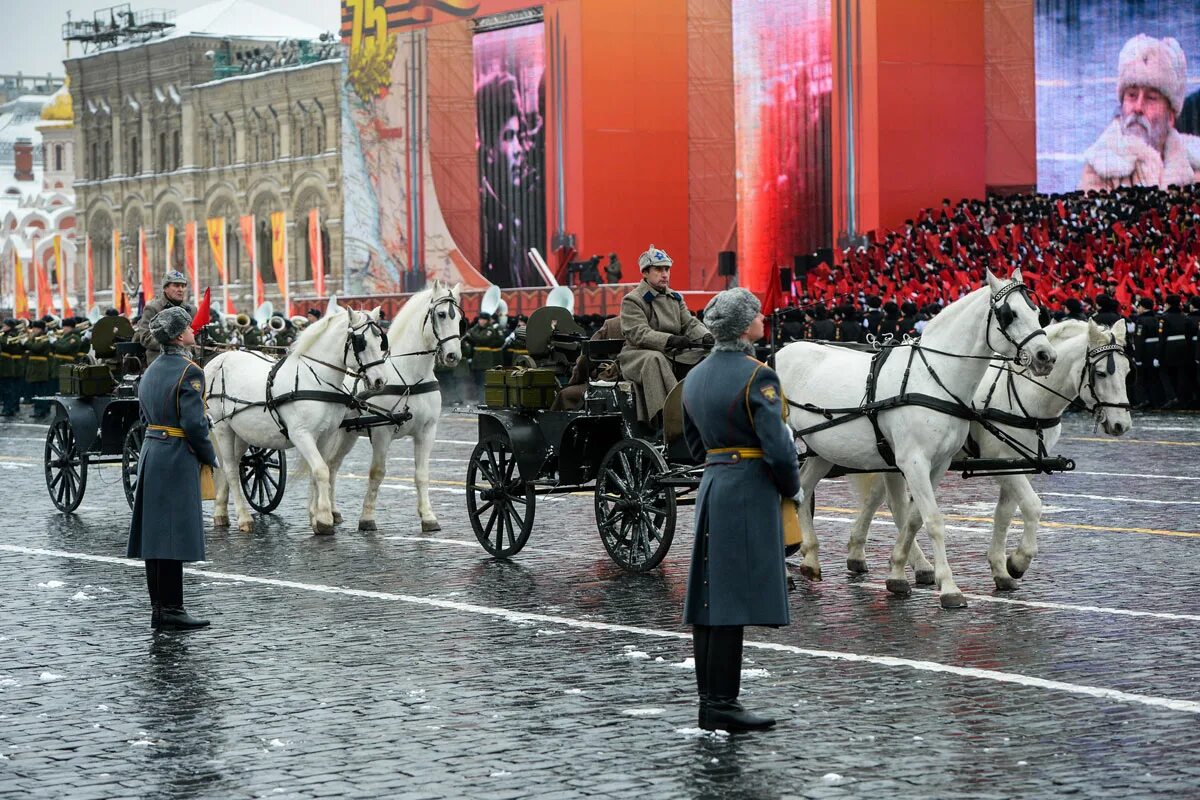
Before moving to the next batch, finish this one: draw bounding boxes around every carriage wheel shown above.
[595,438,676,573]
[784,493,816,558]
[121,424,144,510]
[44,418,87,513]
[239,447,287,513]
[466,435,535,558]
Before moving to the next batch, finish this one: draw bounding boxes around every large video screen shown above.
[732,0,832,294]
[474,22,546,288]
[1035,0,1200,194]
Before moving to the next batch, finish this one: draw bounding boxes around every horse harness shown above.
[786,282,1059,471]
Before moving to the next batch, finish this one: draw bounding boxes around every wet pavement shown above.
[1,409,1199,799]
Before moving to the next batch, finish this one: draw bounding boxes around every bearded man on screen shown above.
[1081,34,1200,191]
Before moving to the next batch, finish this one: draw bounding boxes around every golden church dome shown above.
[40,80,73,123]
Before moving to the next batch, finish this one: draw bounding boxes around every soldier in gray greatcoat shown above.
[127,306,218,630]
[681,287,801,732]
[135,271,196,364]
[618,244,712,425]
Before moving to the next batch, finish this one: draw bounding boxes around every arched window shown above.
[172,130,181,170]
[55,145,63,172]
[129,135,139,175]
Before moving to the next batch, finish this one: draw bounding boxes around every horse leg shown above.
[412,426,440,532]
[291,431,335,535]
[226,436,254,532]
[882,474,917,595]
[986,478,1019,589]
[797,457,832,582]
[846,474,885,574]
[901,462,966,609]
[357,429,392,532]
[1005,475,1043,582]
[897,501,936,586]
[211,427,233,528]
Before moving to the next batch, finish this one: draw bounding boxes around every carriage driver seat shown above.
[522,306,585,377]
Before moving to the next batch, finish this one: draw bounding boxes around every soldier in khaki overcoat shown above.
[617,245,712,424]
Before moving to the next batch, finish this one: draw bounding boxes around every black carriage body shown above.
[475,407,625,487]
[48,393,140,461]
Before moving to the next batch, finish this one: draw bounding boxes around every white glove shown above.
[792,488,805,506]
[1153,358,1160,368]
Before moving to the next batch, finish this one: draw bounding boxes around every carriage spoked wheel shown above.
[466,435,535,558]
[239,447,287,513]
[44,418,87,513]
[121,424,144,510]
[595,438,676,573]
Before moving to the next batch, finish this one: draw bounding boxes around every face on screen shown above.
[1120,85,1175,150]
[497,116,524,178]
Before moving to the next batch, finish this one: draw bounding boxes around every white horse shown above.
[846,318,1132,590]
[205,297,391,534]
[775,270,1057,608]
[325,280,463,533]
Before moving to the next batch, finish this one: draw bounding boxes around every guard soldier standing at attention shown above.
[24,319,54,418]
[0,318,21,417]
[135,271,196,364]
[681,288,800,733]
[127,306,217,630]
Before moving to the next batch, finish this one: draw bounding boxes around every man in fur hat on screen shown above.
[1081,34,1200,191]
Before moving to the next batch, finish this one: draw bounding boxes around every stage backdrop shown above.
[474,21,546,288]
[732,0,832,297]
[1035,0,1200,194]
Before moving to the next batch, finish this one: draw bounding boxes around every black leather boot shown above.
[158,607,210,630]
[151,605,163,630]
[692,625,711,726]
[701,626,775,732]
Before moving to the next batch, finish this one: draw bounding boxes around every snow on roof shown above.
[70,0,329,60]
[0,96,52,164]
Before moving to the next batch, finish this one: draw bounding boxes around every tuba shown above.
[235,313,252,331]
[290,315,308,332]
[268,315,287,333]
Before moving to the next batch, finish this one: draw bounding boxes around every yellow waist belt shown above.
[474,346,501,351]
[27,355,48,361]
[706,447,764,462]
[53,353,75,360]
[147,424,187,438]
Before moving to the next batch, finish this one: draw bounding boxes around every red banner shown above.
[271,212,289,316]
[85,236,94,312]
[207,217,235,315]
[139,228,153,304]
[240,215,263,310]
[54,234,72,318]
[184,222,198,290]
[13,250,28,318]
[35,244,52,319]
[308,208,324,299]
[112,230,124,314]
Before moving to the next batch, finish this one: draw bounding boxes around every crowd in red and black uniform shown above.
[774,183,1200,409]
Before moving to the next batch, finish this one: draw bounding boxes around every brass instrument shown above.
[235,313,252,331]
[75,320,92,334]
[268,315,287,333]
[290,315,308,331]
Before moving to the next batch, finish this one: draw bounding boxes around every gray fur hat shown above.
[703,287,761,343]
[150,306,193,344]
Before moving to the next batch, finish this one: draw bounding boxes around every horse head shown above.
[985,268,1056,376]
[425,279,464,368]
[344,304,391,391]
[1080,318,1132,436]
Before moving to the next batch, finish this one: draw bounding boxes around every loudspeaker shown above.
[778,266,793,293]
[717,250,737,277]
[793,254,811,278]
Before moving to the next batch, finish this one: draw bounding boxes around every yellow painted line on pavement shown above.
[814,505,1200,539]
[1065,436,1200,448]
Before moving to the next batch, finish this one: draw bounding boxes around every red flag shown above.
[1056,200,1066,219]
[191,287,212,332]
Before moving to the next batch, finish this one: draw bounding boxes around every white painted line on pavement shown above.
[1069,470,1200,482]
[857,582,1200,623]
[3,543,1199,716]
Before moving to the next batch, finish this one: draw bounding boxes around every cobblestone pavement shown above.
[2,408,1199,799]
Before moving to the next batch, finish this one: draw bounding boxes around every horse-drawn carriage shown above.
[41,315,287,515]
[464,274,1132,604]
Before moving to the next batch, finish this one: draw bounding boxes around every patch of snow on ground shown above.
[490,770,512,777]
[0,678,19,688]
[677,727,729,739]
[37,580,65,589]
[741,668,770,679]
[535,629,565,636]
[822,773,845,784]
[128,739,157,747]
[268,739,286,748]
[621,708,665,716]
[669,658,696,670]
[38,672,63,681]
[70,591,91,602]
[623,650,650,660]
[563,688,584,695]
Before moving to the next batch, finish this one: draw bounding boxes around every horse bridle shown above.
[422,293,464,366]
[988,281,1047,367]
[1075,334,1131,415]
[343,313,391,390]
